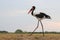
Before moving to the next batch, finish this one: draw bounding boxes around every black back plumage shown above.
[35,12,51,19]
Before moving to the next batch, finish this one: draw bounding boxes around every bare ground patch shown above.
[0,34,60,40]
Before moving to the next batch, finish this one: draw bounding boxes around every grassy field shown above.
[0,34,60,40]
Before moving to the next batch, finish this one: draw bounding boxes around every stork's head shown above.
[28,6,35,14]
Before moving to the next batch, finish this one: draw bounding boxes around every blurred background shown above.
[0,0,60,32]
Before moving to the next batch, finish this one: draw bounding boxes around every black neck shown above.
[31,10,34,15]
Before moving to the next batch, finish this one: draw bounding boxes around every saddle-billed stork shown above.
[28,6,51,36]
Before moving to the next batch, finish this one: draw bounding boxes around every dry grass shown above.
[0,34,60,40]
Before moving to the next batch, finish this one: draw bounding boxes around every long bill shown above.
[28,8,32,14]
[40,20,44,37]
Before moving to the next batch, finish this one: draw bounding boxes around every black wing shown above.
[35,12,46,18]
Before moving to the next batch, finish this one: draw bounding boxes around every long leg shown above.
[30,20,39,36]
[40,20,44,37]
